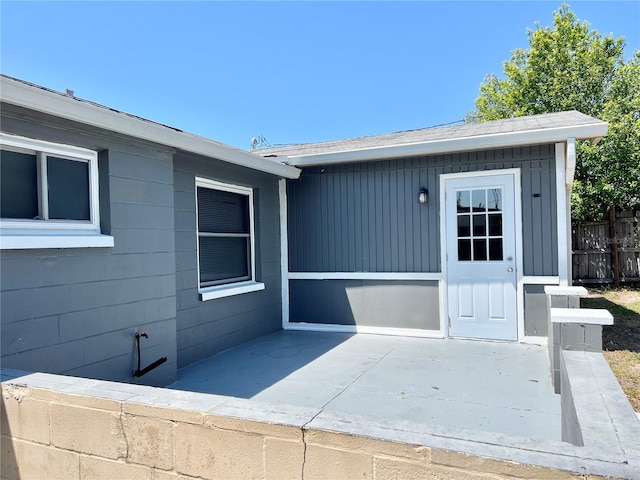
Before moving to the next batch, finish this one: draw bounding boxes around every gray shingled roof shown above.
[256,111,603,158]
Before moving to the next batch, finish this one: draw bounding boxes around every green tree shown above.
[467,4,640,221]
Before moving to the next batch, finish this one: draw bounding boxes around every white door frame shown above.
[439,169,524,340]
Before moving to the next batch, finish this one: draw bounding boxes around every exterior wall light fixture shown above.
[417,188,428,204]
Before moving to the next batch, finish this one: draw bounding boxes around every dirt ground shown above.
[581,287,640,412]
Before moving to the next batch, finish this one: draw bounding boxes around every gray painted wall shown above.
[1,104,177,386]
[523,285,548,336]
[173,153,283,368]
[287,145,558,276]
[290,279,440,329]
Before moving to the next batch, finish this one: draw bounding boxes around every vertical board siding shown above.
[287,145,557,275]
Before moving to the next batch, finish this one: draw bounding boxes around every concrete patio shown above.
[170,331,561,441]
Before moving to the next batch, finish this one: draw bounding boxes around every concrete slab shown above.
[170,331,561,441]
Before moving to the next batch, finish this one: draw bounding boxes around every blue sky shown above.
[1,1,639,150]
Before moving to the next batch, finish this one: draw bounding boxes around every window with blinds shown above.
[196,179,254,288]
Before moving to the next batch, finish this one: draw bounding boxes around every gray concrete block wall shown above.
[173,153,283,368]
[1,107,178,386]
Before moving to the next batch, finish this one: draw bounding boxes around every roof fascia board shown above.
[286,122,608,167]
[1,77,301,179]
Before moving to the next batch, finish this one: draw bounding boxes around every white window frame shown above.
[195,177,264,301]
[0,133,113,249]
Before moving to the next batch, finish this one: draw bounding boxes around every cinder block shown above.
[265,437,304,480]
[305,429,430,462]
[431,449,577,479]
[568,296,581,308]
[174,422,263,479]
[80,454,152,480]
[151,470,202,480]
[373,458,498,480]
[108,150,173,185]
[51,403,126,459]
[122,414,173,470]
[1,387,51,444]
[303,444,373,480]
[111,203,174,230]
[1,315,60,357]
[584,325,603,352]
[109,176,174,207]
[13,438,80,480]
[122,398,205,426]
[560,323,585,350]
[205,414,302,441]
[1,435,19,480]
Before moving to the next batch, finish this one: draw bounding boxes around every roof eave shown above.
[0,77,301,179]
[285,122,609,167]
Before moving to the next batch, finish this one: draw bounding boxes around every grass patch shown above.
[582,287,640,411]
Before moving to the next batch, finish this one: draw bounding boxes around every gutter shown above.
[0,76,301,180]
[283,123,608,167]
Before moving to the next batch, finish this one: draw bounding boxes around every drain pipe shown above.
[134,331,168,378]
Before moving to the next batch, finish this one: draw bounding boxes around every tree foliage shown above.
[467,4,640,221]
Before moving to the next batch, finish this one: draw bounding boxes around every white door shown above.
[445,173,517,341]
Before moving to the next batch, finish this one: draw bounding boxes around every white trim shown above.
[0,233,114,249]
[555,143,569,286]
[550,307,613,325]
[279,179,290,329]
[195,177,257,296]
[522,276,560,285]
[565,138,576,187]
[286,123,608,167]
[287,272,442,281]
[513,169,525,341]
[283,321,444,338]
[439,176,449,337]
[0,133,101,233]
[200,281,265,301]
[544,285,587,296]
[1,76,301,180]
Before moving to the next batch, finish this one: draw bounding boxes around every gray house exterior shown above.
[259,112,608,342]
[0,76,299,386]
[0,75,608,386]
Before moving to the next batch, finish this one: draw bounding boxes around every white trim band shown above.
[0,233,114,249]
[200,281,265,301]
[284,322,444,338]
[288,272,442,281]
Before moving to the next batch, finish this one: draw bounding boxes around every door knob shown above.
[507,267,514,273]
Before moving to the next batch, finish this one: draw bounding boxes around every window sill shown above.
[200,281,265,301]
[0,233,115,249]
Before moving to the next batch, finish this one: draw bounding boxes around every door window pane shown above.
[473,239,487,261]
[456,190,470,213]
[489,214,502,236]
[489,238,503,261]
[472,189,486,212]
[0,150,38,219]
[473,214,486,236]
[458,239,471,261]
[457,215,470,237]
[487,189,502,211]
[48,156,90,220]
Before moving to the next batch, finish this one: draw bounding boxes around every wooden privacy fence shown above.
[572,210,640,285]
